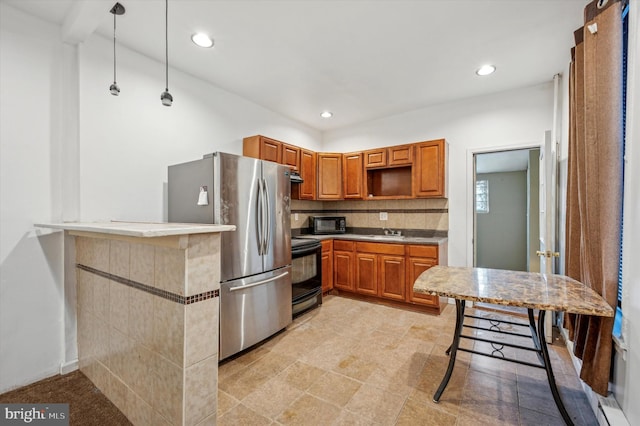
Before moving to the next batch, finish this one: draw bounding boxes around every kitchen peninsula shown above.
[35,221,235,426]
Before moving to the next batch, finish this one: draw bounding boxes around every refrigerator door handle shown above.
[256,177,264,255]
[227,271,289,292]
[263,177,271,255]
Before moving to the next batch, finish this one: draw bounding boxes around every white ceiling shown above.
[4,0,587,131]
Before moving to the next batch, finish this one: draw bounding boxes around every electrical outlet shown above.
[379,212,388,221]
[294,213,299,221]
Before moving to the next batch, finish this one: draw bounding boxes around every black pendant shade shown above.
[109,3,125,96]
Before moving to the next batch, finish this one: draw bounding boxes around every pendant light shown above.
[160,0,173,106]
[109,3,125,96]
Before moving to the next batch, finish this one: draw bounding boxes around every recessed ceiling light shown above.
[320,111,333,118]
[476,65,496,76]
[191,33,214,48]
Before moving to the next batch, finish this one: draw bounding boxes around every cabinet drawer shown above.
[333,240,355,251]
[407,245,438,259]
[356,242,405,256]
[321,240,333,253]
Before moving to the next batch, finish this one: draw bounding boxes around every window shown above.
[613,2,629,339]
[475,180,489,213]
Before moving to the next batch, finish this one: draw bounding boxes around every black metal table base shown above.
[433,300,574,426]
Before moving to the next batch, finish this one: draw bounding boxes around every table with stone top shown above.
[413,266,614,426]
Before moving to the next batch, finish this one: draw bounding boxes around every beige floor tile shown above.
[307,371,361,407]
[211,296,598,425]
[277,360,326,391]
[395,397,457,426]
[217,366,271,400]
[344,383,406,424]
[332,354,377,382]
[217,403,272,426]
[242,376,305,419]
[216,390,239,417]
[276,394,341,426]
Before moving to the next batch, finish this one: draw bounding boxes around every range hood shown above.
[290,171,303,183]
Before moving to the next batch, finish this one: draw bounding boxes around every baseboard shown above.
[59,359,78,375]
[559,327,630,426]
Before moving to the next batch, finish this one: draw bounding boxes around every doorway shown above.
[473,148,541,272]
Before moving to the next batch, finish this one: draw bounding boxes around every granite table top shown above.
[35,221,236,238]
[414,266,614,316]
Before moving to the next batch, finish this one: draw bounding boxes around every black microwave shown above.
[309,216,346,234]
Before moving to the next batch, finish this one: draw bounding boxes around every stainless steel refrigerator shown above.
[168,152,292,360]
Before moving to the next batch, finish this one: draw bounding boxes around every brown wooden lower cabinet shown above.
[355,252,378,295]
[379,254,406,301]
[321,240,333,293]
[327,240,443,312]
[406,245,440,307]
[333,240,355,291]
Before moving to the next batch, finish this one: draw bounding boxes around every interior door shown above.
[538,130,558,342]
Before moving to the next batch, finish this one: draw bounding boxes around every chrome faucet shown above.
[383,228,402,236]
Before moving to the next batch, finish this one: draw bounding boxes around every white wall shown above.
[0,4,68,393]
[78,35,322,222]
[323,83,554,267]
[0,3,321,393]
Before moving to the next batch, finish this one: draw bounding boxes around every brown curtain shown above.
[564,0,624,396]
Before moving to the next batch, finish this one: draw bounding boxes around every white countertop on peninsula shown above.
[35,221,236,237]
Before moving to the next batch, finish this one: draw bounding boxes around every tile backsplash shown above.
[291,199,448,237]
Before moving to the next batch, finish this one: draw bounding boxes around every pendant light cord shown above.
[165,0,169,91]
[113,11,117,83]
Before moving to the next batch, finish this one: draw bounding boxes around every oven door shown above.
[291,240,322,316]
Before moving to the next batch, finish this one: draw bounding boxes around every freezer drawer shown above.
[219,266,292,360]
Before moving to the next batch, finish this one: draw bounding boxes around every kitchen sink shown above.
[365,235,405,241]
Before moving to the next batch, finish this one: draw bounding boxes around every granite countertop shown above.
[414,265,614,316]
[295,233,447,245]
[35,221,236,238]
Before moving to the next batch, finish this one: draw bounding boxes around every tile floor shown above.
[217,295,597,426]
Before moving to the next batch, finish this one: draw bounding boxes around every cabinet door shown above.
[414,139,446,198]
[355,253,377,296]
[406,257,439,306]
[379,255,405,301]
[334,250,354,291]
[364,148,387,168]
[260,137,281,163]
[343,152,364,199]
[296,149,316,200]
[318,153,343,199]
[282,143,300,171]
[242,135,281,163]
[321,240,333,292]
[388,144,413,166]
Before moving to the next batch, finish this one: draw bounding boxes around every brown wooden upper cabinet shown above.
[364,144,413,169]
[243,135,282,164]
[292,149,316,200]
[244,135,447,200]
[317,153,343,199]
[414,139,447,198]
[342,152,364,199]
[281,143,300,171]
[363,148,387,168]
